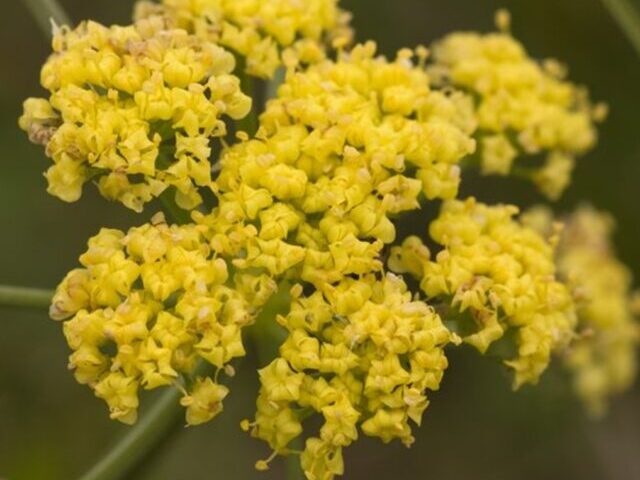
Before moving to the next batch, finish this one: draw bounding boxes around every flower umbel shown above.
[245,274,456,477]
[390,198,577,387]
[19,18,251,211]
[50,213,256,424]
[430,12,604,199]
[134,0,353,78]
[17,2,638,479]
[523,206,640,415]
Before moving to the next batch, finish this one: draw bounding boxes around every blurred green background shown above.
[1,0,639,479]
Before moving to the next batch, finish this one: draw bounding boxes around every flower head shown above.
[245,274,456,477]
[19,18,250,211]
[523,206,640,414]
[430,15,603,199]
[50,213,257,424]
[390,198,576,387]
[134,0,353,78]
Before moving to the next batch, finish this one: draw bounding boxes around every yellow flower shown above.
[94,372,140,424]
[197,41,476,305]
[19,18,250,211]
[390,198,576,387]
[246,274,456,477]
[526,206,640,415]
[480,134,517,175]
[50,214,258,424]
[180,377,229,425]
[430,17,602,198]
[134,0,353,78]
[300,438,344,480]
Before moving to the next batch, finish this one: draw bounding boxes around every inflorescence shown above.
[20,4,638,480]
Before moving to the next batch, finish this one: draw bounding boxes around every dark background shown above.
[1,1,639,479]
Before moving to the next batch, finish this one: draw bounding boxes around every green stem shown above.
[23,0,72,36]
[266,67,286,102]
[285,438,305,480]
[78,387,183,480]
[237,74,258,136]
[246,283,304,479]
[78,360,213,480]
[159,189,192,225]
[0,285,53,309]
[601,0,640,57]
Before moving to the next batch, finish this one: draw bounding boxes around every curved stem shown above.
[22,0,72,36]
[0,285,53,310]
[601,0,640,57]
[78,387,183,480]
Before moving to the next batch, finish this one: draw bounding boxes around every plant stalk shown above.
[601,0,640,57]
[23,0,72,37]
[78,387,184,480]
[0,285,53,310]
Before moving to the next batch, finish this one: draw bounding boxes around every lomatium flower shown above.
[523,206,640,415]
[195,41,476,295]
[390,198,577,388]
[243,274,457,477]
[133,0,353,78]
[49,213,259,424]
[20,1,638,479]
[429,11,604,199]
[19,17,251,212]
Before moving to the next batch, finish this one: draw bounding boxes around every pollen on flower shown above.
[19,18,251,211]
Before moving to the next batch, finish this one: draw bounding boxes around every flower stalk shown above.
[601,0,640,57]
[78,386,185,480]
[22,0,72,36]
[0,285,53,310]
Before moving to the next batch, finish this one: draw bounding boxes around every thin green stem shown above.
[237,74,258,136]
[285,438,305,480]
[245,283,304,479]
[601,0,640,57]
[78,361,214,480]
[159,189,192,225]
[78,387,183,480]
[23,0,72,37]
[266,67,286,102]
[0,285,53,309]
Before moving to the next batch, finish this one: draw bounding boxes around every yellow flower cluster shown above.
[19,18,251,211]
[25,2,637,478]
[244,274,456,477]
[430,14,602,199]
[49,213,258,424]
[390,198,576,387]
[134,0,353,78]
[523,206,639,415]
[194,42,476,293]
